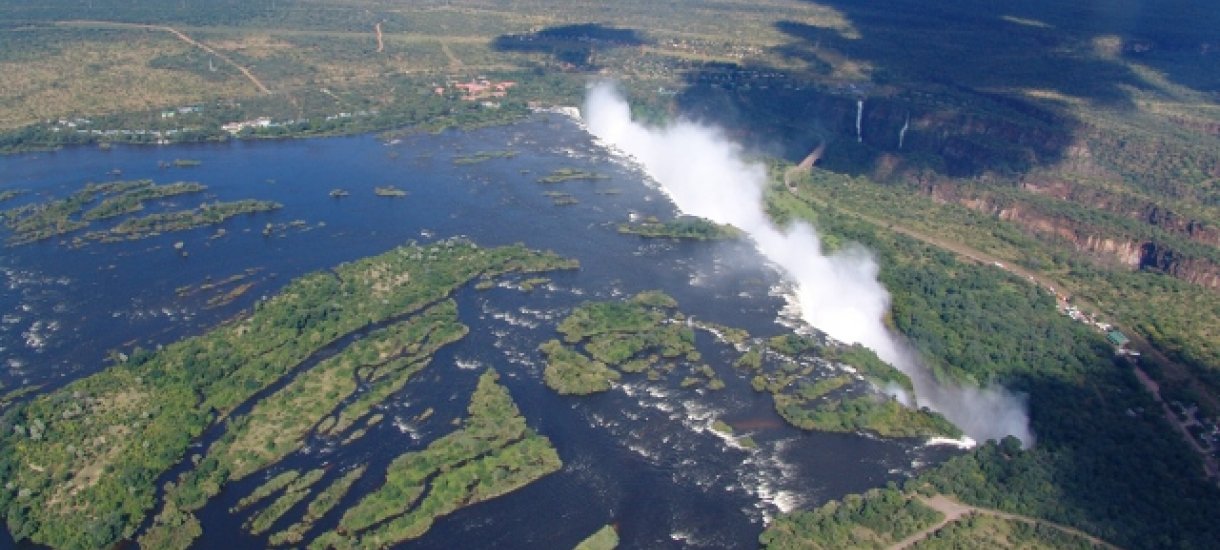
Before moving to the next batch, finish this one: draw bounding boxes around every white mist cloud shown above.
[583,82,1033,446]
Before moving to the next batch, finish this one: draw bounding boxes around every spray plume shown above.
[583,82,1032,446]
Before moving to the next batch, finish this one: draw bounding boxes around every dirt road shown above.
[887,495,973,549]
[889,494,1119,549]
[57,20,270,94]
[440,40,464,69]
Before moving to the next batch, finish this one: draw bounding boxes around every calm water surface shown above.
[0,115,955,548]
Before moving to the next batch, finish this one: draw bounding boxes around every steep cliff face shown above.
[776,88,1220,290]
[854,97,1068,177]
[1000,203,1220,290]
[711,88,1069,177]
[928,186,1220,290]
[1143,206,1220,248]
[682,80,1081,181]
[686,83,1220,289]
[1018,178,1220,248]
[836,95,1220,251]
[1141,243,1220,289]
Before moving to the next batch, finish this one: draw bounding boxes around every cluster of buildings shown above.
[1062,304,1136,355]
[48,117,190,144]
[324,110,375,121]
[220,117,273,134]
[219,110,376,135]
[46,99,383,140]
[159,105,203,119]
[52,117,93,128]
[436,78,517,101]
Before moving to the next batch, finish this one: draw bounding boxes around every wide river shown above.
[0,114,954,548]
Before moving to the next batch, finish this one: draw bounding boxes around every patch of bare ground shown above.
[46,388,149,509]
[0,36,246,129]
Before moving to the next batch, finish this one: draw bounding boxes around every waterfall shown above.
[855,99,863,143]
[583,82,1034,447]
[898,113,909,150]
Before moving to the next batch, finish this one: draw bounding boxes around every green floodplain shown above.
[0,239,577,549]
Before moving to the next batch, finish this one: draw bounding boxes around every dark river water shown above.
[0,114,956,548]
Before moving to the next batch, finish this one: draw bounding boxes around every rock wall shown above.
[931,186,1220,290]
[1018,178,1220,249]
[1140,242,1220,289]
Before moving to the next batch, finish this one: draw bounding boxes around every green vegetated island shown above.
[573,524,620,550]
[452,149,518,165]
[751,334,958,438]
[540,290,958,439]
[0,239,577,549]
[373,185,407,197]
[307,369,561,549]
[617,215,743,241]
[538,168,609,184]
[544,190,580,206]
[174,268,264,310]
[156,159,202,169]
[0,179,280,247]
